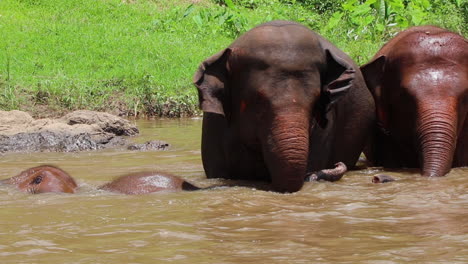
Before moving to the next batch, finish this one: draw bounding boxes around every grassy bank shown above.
[0,0,466,117]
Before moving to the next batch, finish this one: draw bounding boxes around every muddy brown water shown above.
[0,118,466,264]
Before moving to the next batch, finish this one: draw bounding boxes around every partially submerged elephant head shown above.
[194,20,374,192]
[361,26,468,177]
[1,165,78,194]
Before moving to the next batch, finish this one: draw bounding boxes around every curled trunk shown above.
[416,99,458,177]
[305,162,347,182]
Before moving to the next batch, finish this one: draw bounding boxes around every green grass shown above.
[0,0,466,117]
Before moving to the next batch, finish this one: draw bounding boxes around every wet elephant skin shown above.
[361,25,468,177]
[194,20,375,192]
[1,165,78,194]
[99,171,200,195]
[1,165,350,195]
[1,166,199,194]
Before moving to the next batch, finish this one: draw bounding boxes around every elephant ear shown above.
[321,49,356,113]
[360,55,388,131]
[193,49,231,116]
[360,55,386,99]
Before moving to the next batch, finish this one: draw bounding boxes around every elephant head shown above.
[361,26,468,177]
[194,21,356,192]
[1,165,78,194]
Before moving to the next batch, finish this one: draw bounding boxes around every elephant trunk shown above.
[416,98,458,177]
[261,111,310,193]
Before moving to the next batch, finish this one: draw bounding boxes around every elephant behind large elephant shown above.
[194,20,375,192]
[361,25,468,176]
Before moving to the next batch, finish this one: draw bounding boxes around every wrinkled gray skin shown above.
[194,21,375,193]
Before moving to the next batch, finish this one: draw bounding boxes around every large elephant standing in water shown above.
[361,26,468,176]
[194,20,375,192]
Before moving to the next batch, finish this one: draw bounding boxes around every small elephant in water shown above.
[361,26,468,177]
[0,165,78,194]
[1,165,200,194]
[194,20,374,192]
[99,171,201,194]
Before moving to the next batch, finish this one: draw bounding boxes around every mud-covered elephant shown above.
[361,26,468,177]
[193,20,375,192]
[1,165,78,194]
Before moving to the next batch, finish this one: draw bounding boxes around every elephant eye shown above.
[31,175,43,185]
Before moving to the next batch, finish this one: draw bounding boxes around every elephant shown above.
[1,165,202,194]
[360,25,468,177]
[193,20,375,192]
[99,171,201,194]
[0,165,78,194]
[1,163,348,195]
[98,164,350,194]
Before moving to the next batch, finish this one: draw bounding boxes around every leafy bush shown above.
[325,0,467,41]
[212,0,270,9]
[283,0,346,14]
[325,0,431,40]
[0,0,465,116]
[185,3,248,37]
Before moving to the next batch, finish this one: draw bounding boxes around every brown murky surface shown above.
[0,119,467,264]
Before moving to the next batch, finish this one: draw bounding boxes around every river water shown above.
[0,118,466,264]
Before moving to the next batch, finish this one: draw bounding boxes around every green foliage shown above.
[284,0,346,14]
[321,0,467,63]
[185,3,248,37]
[0,0,465,116]
[213,0,270,9]
[428,0,467,36]
[325,0,433,40]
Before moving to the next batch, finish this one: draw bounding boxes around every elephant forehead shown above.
[43,168,77,187]
[392,32,468,65]
[231,25,323,68]
[404,67,465,97]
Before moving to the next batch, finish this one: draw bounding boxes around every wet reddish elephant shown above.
[361,26,468,177]
[2,164,347,195]
[1,165,201,194]
[100,163,348,194]
[1,165,78,194]
[99,171,200,194]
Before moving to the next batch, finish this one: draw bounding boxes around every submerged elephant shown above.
[99,171,201,194]
[1,165,201,194]
[361,26,467,177]
[2,163,348,194]
[194,20,375,192]
[1,165,78,194]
